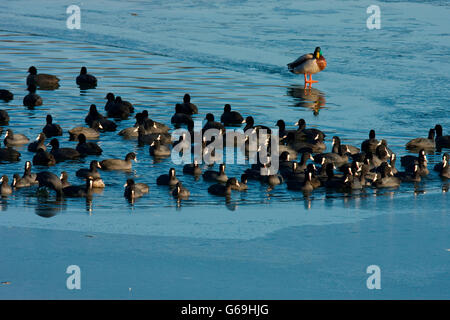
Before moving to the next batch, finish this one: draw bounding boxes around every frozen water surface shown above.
[0,0,448,298]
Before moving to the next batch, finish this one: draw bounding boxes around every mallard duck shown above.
[287,47,327,84]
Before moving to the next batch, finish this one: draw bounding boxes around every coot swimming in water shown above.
[23,85,43,108]
[220,104,244,126]
[0,90,13,102]
[28,133,47,152]
[32,148,55,166]
[4,129,29,146]
[49,138,82,162]
[100,152,137,171]
[27,66,60,89]
[76,67,97,88]
[76,134,103,156]
[42,114,63,138]
[156,168,179,186]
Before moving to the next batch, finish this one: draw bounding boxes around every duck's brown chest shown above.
[317,56,327,71]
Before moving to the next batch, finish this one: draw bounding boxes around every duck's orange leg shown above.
[304,74,318,84]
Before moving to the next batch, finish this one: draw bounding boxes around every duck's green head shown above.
[314,47,322,59]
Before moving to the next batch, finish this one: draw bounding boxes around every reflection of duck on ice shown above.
[287,85,326,116]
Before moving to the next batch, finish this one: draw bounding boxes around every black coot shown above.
[183,160,202,176]
[28,133,47,152]
[49,138,81,162]
[36,171,63,197]
[32,148,56,166]
[172,182,190,199]
[13,161,37,188]
[4,129,29,146]
[435,124,450,149]
[149,136,171,157]
[405,128,435,151]
[76,67,97,88]
[208,178,239,197]
[203,113,225,133]
[361,130,379,153]
[63,177,94,198]
[0,109,10,124]
[178,94,198,114]
[0,90,13,102]
[60,171,71,188]
[171,104,193,126]
[220,104,244,126]
[0,175,12,196]
[23,85,43,108]
[156,168,179,186]
[76,134,103,155]
[100,152,137,171]
[27,66,60,89]
[203,163,227,182]
[124,179,148,200]
[42,114,63,137]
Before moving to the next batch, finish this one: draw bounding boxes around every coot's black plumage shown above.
[76,134,103,155]
[124,179,147,200]
[400,149,427,168]
[203,113,225,133]
[405,128,435,151]
[171,104,193,126]
[435,124,450,149]
[42,114,63,138]
[203,163,228,182]
[28,133,47,152]
[232,174,248,191]
[23,85,43,108]
[100,152,137,171]
[60,171,71,188]
[0,90,13,102]
[85,104,117,131]
[208,178,239,197]
[361,130,379,154]
[395,163,421,182]
[32,148,55,166]
[63,176,94,198]
[27,66,60,89]
[183,160,202,176]
[138,125,171,146]
[106,95,132,119]
[76,160,102,179]
[220,104,244,126]
[0,175,12,196]
[105,93,134,114]
[293,118,325,142]
[332,136,360,155]
[149,136,171,157]
[69,121,102,141]
[0,109,10,125]
[433,153,450,178]
[178,94,198,115]
[243,116,271,134]
[36,171,63,197]
[49,138,81,162]
[156,168,179,186]
[4,129,29,146]
[172,182,190,199]
[76,67,97,88]
[13,161,37,188]
[76,160,105,188]
[313,143,349,167]
[140,110,169,132]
